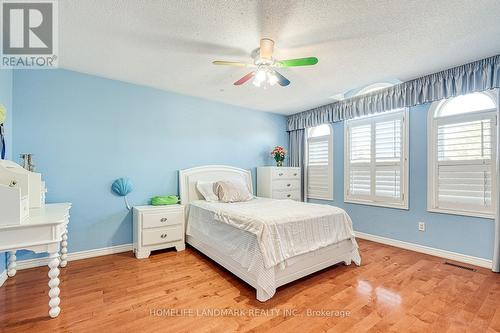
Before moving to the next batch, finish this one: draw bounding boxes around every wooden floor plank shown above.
[1,240,499,333]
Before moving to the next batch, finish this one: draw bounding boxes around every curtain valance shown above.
[287,54,500,131]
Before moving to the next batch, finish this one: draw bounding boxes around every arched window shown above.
[306,124,333,200]
[434,93,496,118]
[308,124,331,138]
[428,91,497,217]
[355,82,395,96]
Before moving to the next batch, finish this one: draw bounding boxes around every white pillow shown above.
[214,180,253,203]
[196,181,219,202]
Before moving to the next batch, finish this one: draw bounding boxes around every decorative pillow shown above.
[196,181,219,202]
[214,180,253,203]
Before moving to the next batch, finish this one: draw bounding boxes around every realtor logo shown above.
[1,0,58,68]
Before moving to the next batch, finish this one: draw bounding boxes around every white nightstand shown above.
[133,204,185,259]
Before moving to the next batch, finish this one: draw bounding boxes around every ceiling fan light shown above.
[255,69,267,82]
[268,72,278,86]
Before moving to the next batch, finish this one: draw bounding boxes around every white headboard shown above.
[179,165,253,206]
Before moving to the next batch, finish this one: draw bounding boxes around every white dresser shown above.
[257,166,302,201]
[133,204,185,259]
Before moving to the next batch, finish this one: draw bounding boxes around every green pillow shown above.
[0,104,6,124]
[151,195,179,206]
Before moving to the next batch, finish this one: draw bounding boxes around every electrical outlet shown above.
[418,222,425,232]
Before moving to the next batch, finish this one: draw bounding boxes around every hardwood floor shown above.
[1,239,500,333]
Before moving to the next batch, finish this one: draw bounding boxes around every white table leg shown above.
[48,252,61,318]
[7,251,16,277]
[60,227,68,268]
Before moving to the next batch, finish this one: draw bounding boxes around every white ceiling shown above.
[59,0,500,115]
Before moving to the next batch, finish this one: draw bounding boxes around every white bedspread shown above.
[189,198,357,269]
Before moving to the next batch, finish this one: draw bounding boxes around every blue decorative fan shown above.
[112,178,133,210]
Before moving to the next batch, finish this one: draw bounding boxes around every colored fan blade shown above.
[278,57,318,67]
[273,70,290,86]
[213,61,255,68]
[234,72,255,85]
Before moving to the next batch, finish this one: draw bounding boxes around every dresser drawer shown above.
[142,210,183,229]
[142,225,183,246]
[272,179,300,191]
[271,168,300,180]
[272,190,301,200]
[286,169,300,179]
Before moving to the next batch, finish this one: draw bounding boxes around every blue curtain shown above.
[494,88,500,273]
[288,129,306,201]
[287,54,500,131]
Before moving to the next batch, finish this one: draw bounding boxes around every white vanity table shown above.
[0,160,71,318]
[0,203,71,318]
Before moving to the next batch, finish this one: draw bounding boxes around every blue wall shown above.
[12,69,287,260]
[0,70,13,160]
[0,69,13,276]
[8,68,493,264]
[312,103,494,260]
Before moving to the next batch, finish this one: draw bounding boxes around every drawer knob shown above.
[293,173,297,176]
[287,194,291,198]
[160,218,168,222]
[287,183,291,187]
[160,233,168,239]
[279,173,283,176]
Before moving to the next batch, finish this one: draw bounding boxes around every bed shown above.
[179,165,361,301]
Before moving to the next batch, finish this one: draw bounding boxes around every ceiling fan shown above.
[213,38,318,87]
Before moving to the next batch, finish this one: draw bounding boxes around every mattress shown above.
[186,199,361,300]
[189,198,358,268]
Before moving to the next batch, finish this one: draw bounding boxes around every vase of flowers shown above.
[271,146,286,167]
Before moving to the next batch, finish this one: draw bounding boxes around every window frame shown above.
[306,124,334,201]
[344,109,409,209]
[427,91,498,219]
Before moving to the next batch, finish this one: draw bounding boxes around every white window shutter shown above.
[345,110,408,208]
[437,119,492,161]
[435,116,495,213]
[375,167,401,199]
[307,133,333,200]
[348,123,371,197]
[428,91,498,218]
[349,167,371,196]
[437,165,492,210]
[375,117,402,201]
[375,118,401,163]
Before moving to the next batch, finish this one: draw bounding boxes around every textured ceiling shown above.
[59,0,500,115]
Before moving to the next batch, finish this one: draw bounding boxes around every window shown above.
[356,82,395,96]
[344,109,409,208]
[307,124,333,200]
[428,91,498,218]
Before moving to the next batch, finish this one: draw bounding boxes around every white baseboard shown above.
[15,243,133,270]
[0,269,7,287]
[355,231,492,269]
[11,234,493,271]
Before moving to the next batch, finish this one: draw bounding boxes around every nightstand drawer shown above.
[272,179,300,191]
[142,225,183,246]
[272,190,300,200]
[142,210,183,229]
